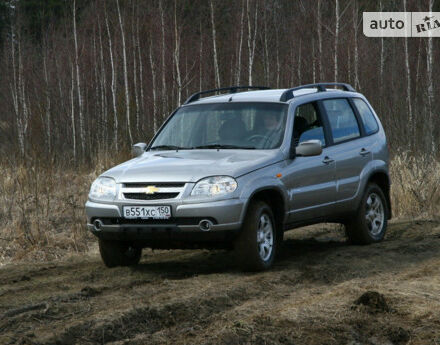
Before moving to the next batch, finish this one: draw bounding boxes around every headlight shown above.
[191,176,237,197]
[89,177,117,201]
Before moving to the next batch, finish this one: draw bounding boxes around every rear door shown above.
[320,98,373,205]
[284,102,337,223]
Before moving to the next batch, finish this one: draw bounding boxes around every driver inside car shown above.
[262,111,284,148]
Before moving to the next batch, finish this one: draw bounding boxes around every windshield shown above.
[150,103,288,150]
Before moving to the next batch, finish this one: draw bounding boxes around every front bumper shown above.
[85,198,246,242]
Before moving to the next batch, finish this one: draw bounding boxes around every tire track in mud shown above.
[40,285,261,345]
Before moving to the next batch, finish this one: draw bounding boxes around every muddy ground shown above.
[1,220,440,345]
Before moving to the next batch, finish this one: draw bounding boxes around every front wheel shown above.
[345,183,388,244]
[234,200,278,271]
[98,239,142,268]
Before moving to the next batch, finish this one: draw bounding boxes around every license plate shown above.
[123,206,171,219]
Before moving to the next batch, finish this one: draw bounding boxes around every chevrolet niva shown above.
[86,83,391,271]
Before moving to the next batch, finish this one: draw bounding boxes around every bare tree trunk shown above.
[18,36,29,158]
[116,0,133,144]
[199,20,203,91]
[105,4,118,150]
[174,1,182,105]
[43,50,51,154]
[334,0,339,83]
[70,62,76,162]
[73,0,85,157]
[92,25,101,153]
[276,29,280,88]
[159,0,167,117]
[98,16,108,151]
[136,10,145,134]
[210,0,221,88]
[297,39,302,84]
[427,0,435,154]
[149,38,158,133]
[353,0,360,89]
[236,0,245,85]
[403,0,412,148]
[347,45,351,85]
[10,24,23,156]
[263,2,270,85]
[132,2,140,137]
[247,0,258,85]
[317,0,323,81]
[312,38,316,83]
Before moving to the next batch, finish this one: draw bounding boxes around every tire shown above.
[98,239,142,268]
[345,183,388,245]
[234,200,278,271]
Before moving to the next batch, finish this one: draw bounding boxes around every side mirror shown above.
[132,142,147,157]
[295,140,322,157]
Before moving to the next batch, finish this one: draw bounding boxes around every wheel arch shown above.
[367,171,392,219]
[246,187,287,236]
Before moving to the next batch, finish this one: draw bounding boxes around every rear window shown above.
[322,99,360,144]
[352,98,379,135]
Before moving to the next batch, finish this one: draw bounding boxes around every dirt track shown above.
[1,220,440,345]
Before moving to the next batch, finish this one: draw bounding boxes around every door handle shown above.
[359,148,370,156]
[322,156,334,165]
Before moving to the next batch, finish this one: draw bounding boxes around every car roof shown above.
[184,88,364,106]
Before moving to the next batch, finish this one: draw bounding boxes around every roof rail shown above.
[279,83,355,102]
[183,86,271,105]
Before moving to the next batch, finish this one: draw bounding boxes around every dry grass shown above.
[390,151,440,218]
[0,153,439,264]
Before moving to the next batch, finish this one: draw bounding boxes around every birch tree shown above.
[149,37,158,133]
[317,0,323,81]
[174,0,182,105]
[403,0,412,146]
[116,0,133,144]
[159,0,167,117]
[210,0,221,89]
[236,0,245,85]
[132,2,140,136]
[70,61,76,161]
[105,4,118,150]
[426,0,435,153]
[73,0,85,157]
[353,0,360,89]
[43,49,51,154]
[334,0,339,83]
[247,0,258,86]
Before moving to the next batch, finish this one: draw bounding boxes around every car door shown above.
[284,102,337,223]
[320,98,373,207]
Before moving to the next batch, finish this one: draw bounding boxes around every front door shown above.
[284,102,336,223]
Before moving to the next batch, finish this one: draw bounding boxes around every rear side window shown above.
[322,99,360,144]
[352,98,379,135]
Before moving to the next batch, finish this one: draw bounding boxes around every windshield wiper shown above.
[149,145,191,151]
[193,144,256,150]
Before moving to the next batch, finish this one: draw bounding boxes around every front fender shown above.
[237,162,289,223]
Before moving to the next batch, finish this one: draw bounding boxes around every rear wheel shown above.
[345,183,388,244]
[234,200,278,271]
[98,239,142,268]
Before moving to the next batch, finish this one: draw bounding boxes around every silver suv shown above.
[86,83,391,271]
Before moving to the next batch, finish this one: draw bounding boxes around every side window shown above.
[352,98,379,135]
[294,102,326,147]
[322,99,360,144]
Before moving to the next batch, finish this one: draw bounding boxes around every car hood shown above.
[103,150,284,183]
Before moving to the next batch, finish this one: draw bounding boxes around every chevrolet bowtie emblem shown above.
[143,186,159,194]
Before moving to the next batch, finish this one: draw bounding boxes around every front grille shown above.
[123,192,179,200]
[123,182,185,188]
